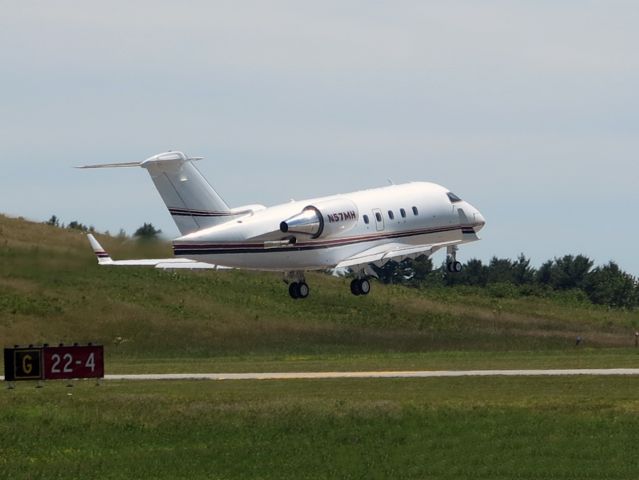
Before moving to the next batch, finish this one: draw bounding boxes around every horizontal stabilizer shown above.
[75,162,142,169]
[75,152,203,169]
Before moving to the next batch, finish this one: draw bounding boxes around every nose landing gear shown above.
[446,245,463,273]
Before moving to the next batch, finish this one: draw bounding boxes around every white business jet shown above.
[79,151,485,299]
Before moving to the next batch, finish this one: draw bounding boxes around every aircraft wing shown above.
[335,240,462,270]
[87,234,225,270]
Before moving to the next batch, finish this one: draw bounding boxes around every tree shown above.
[134,223,162,240]
[410,255,434,284]
[512,254,535,285]
[583,262,638,308]
[463,259,489,286]
[486,257,515,284]
[550,254,594,290]
[536,260,553,285]
[46,215,60,227]
[67,220,89,232]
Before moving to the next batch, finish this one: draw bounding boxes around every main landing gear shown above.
[285,271,310,299]
[285,271,372,299]
[350,278,371,296]
[446,245,463,273]
[289,281,310,299]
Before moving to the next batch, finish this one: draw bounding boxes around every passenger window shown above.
[363,214,369,224]
[388,210,394,220]
[400,208,406,218]
[412,206,418,216]
[375,212,382,222]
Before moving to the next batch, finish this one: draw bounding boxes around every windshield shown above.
[447,192,462,203]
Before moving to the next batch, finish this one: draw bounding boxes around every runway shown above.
[4,369,639,382]
[100,369,639,381]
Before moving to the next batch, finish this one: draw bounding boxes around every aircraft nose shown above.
[474,211,486,231]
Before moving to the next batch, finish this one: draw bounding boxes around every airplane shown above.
[79,151,485,299]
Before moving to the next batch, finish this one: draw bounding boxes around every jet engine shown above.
[280,197,359,239]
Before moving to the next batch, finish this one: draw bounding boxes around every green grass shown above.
[3,215,639,478]
[2,213,639,375]
[1,214,638,365]
[103,348,639,374]
[2,376,639,479]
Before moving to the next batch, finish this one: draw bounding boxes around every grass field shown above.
[2,376,639,479]
[1,213,638,368]
[2,214,639,479]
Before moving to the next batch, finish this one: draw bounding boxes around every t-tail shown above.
[77,151,237,234]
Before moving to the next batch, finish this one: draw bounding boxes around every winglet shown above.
[87,234,114,265]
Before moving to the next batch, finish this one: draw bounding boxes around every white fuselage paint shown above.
[172,182,485,271]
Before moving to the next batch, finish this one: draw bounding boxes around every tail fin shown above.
[87,234,114,265]
[78,151,236,235]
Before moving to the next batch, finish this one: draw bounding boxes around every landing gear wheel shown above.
[350,278,371,296]
[298,282,310,299]
[447,262,463,273]
[289,282,309,299]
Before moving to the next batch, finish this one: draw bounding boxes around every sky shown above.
[1,1,638,274]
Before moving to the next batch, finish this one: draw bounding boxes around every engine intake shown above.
[280,198,359,239]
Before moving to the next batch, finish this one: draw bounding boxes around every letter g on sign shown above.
[22,354,32,374]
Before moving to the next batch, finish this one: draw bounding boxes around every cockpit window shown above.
[447,192,462,203]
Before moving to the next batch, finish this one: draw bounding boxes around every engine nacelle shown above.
[280,197,359,239]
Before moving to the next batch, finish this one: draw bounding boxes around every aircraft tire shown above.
[350,279,362,296]
[298,282,310,299]
[289,282,300,299]
[453,261,463,273]
[359,279,371,295]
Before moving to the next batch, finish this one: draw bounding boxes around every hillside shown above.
[4,214,639,479]
[1,214,638,370]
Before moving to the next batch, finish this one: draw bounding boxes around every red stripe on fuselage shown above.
[173,223,481,253]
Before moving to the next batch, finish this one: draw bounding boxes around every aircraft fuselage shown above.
[172,182,485,271]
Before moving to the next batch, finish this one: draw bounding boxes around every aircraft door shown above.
[372,208,384,231]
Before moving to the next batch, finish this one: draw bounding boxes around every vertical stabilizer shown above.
[77,151,237,235]
[141,152,235,234]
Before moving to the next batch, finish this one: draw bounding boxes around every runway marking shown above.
[4,369,639,382]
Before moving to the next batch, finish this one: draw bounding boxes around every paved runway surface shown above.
[101,369,639,381]
[4,369,639,382]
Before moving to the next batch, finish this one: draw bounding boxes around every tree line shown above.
[373,254,639,309]
[45,214,638,309]
[46,215,161,240]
